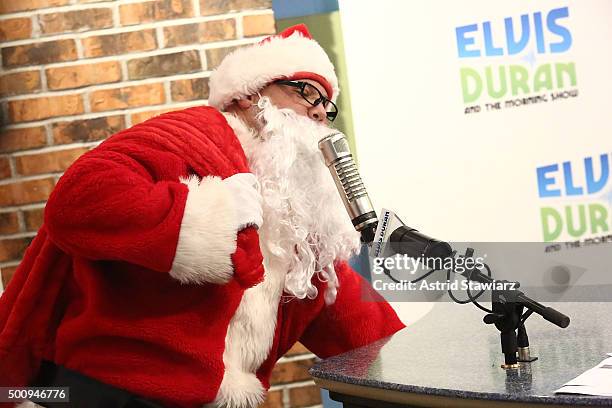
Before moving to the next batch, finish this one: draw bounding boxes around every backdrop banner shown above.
[339,0,612,244]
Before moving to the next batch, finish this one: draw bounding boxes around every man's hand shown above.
[223,173,263,231]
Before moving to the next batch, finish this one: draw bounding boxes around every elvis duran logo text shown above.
[455,7,578,114]
[537,153,612,243]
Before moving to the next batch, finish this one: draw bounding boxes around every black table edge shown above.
[313,377,612,408]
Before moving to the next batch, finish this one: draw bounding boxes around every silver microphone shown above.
[318,132,378,243]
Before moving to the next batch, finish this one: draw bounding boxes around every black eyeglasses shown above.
[276,80,338,122]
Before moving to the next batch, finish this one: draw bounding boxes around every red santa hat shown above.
[208,24,339,110]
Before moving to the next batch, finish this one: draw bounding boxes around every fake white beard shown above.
[238,97,361,304]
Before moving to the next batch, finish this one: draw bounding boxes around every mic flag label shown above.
[370,208,404,258]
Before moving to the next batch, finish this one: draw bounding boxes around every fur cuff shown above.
[209,369,265,408]
[170,175,237,285]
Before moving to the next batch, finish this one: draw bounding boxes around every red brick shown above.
[270,358,315,385]
[260,390,282,408]
[0,212,20,235]
[1,266,18,290]
[0,0,69,14]
[205,46,241,70]
[23,208,44,232]
[0,70,42,97]
[120,0,193,26]
[15,147,90,176]
[163,19,235,47]
[0,127,47,153]
[127,50,201,80]
[200,0,271,16]
[130,107,178,125]
[171,77,209,101]
[8,94,84,123]
[0,178,55,206]
[243,14,275,37]
[289,385,322,407]
[0,237,33,263]
[285,342,310,356]
[2,39,77,68]
[0,18,32,42]
[46,61,121,90]
[53,115,125,144]
[39,8,114,35]
[82,29,157,58]
[0,156,11,179]
[90,83,165,112]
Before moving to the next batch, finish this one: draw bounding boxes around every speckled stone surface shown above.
[310,302,612,406]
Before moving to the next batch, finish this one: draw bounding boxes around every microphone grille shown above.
[335,158,368,201]
[318,132,367,203]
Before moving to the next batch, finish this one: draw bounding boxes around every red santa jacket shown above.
[0,106,405,408]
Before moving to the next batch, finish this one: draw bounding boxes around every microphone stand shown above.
[379,225,571,369]
[457,246,569,368]
[484,286,539,368]
[454,246,565,368]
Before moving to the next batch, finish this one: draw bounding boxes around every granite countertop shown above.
[310,302,612,406]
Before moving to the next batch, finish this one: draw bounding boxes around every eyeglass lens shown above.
[301,83,337,118]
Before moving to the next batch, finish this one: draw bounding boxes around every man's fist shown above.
[222,173,263,231]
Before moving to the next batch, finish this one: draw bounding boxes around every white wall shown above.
[339,0,612,242]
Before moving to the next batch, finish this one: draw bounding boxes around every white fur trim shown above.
[210,369,265,408]
[211,230,288,407]
[223,113,257,147]
[170,175,237,285]
[209,32,339,110]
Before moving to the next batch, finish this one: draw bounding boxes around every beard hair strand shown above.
[238,97,361,304]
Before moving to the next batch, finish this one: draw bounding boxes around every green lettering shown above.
[509,65,530,95]
[589,204,609,234]
[485,66,507,99]
[555,62,577,88]
[460,67,482,104]
[533,64,553,92]
[541,207,562,242]
[566,205,587,238]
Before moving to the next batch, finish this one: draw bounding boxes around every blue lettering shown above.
[456,24,480,58]
[483,22,503,56]
[457,7,572,59]
[533,12,546,53]
[537,164,561,197]
[563,161,584,196]
[505,14,530,55]
[547,7,572,53]
[585,154,610,194]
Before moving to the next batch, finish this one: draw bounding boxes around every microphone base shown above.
[501,363,521,370]
[518,347,538,362]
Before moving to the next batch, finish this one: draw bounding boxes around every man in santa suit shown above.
[0,25,404,408]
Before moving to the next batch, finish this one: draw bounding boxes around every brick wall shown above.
[0,1,322,406]
[266,342,323,408]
